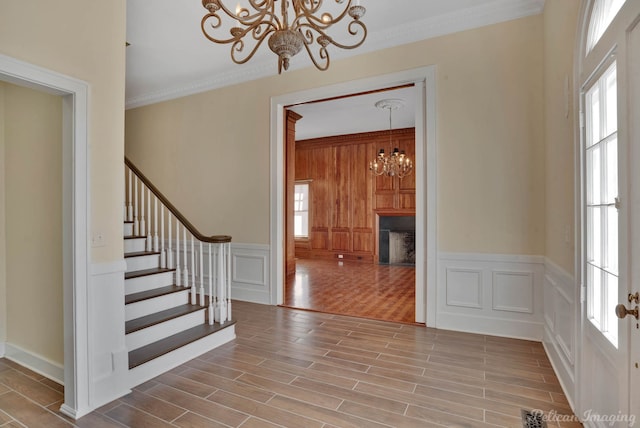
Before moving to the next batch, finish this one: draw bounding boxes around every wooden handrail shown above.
[125,157,231,244]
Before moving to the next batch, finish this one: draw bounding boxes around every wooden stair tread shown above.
[125,267,175,280]
[125,303,204,334]
[124,235,146,240]
[125,285,187,305]
[128,320,236,369]
[125,250,161,258]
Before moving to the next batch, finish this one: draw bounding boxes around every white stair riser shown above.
[126,326,235,389]
[124,222,134,237]
[126,254,160,273]
[126,309,205,351]
[124,238,147,253]
[126,272,175,295]
[125,290,189,322]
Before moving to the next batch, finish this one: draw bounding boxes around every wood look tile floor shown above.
[284,259,416,324]
[0,301,582,427]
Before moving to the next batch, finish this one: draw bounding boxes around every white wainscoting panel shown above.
[231,243,271,304]
[437,253,544,340]
[445,268,483,309]
[542,258,577,411]
[492,270,534,313]
[88,260,130,410]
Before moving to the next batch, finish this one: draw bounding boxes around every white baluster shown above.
[182,227,189,288]
[190,236,196,305]
[218,242,227,323]
[127,169,133,222]
[175,221,181,286]
[199,241,205,307]
[153,198,159,252]
[160,206,166,268]
[146,188,152,251]
[133,176,139,236]
[213,245,219,322]
[140,185,146,236]
[226,241,232,321]
[167,212,173,269]
[208,243,214,325]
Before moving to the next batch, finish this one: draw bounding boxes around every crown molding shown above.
[125,0,545,110]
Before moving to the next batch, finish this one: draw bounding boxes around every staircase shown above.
[123,158,236,387]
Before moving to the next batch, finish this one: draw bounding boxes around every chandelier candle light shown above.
[369,99,413,179]
[201,0,367,73]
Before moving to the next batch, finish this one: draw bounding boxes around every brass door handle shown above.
[616,304,639,320]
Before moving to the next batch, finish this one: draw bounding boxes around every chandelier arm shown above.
[294,0,352,27]
[217,0,277,26]
[327,20,367,49]
[201,16,237,44]
[230,26,277,64]
[292,0,323,18]
[300,37,329,71]
[205,0,282,32]
[295,20,365,51]
[202,15,278,45]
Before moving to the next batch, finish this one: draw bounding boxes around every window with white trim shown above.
[294,182,309,238]
[586,0,627,53]
[585,62,619,346]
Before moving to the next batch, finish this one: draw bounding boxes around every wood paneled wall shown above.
[295,128,415,262]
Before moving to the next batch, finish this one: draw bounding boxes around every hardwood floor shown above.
[0,301,581,427]
[284,258,416,324]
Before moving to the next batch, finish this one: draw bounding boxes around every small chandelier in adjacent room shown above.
[369,99,413,179]
[200,0,367,74]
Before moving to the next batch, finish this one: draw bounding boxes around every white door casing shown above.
[577,0,640,425]
[627,12,640,422]
[0,54,91,418]
[269,66,438,325]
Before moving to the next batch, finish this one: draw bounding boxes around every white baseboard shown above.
[3,342,64,385]
[437,312,543,341]
[59,404,80,420]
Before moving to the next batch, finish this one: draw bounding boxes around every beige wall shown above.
[0,83,6,345]
[544,0,581,273]
[0,1,126,364]
[3,83,64,364]
[0,0,127,263]
[126,15,546,255]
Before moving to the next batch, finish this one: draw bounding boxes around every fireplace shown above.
[378,215,415,265]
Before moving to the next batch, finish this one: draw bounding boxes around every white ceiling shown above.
[125,0,545,137]
[288,86,417,140]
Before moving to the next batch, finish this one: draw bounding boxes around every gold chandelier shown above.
[369,99,413,179]
[201,0,367,73]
